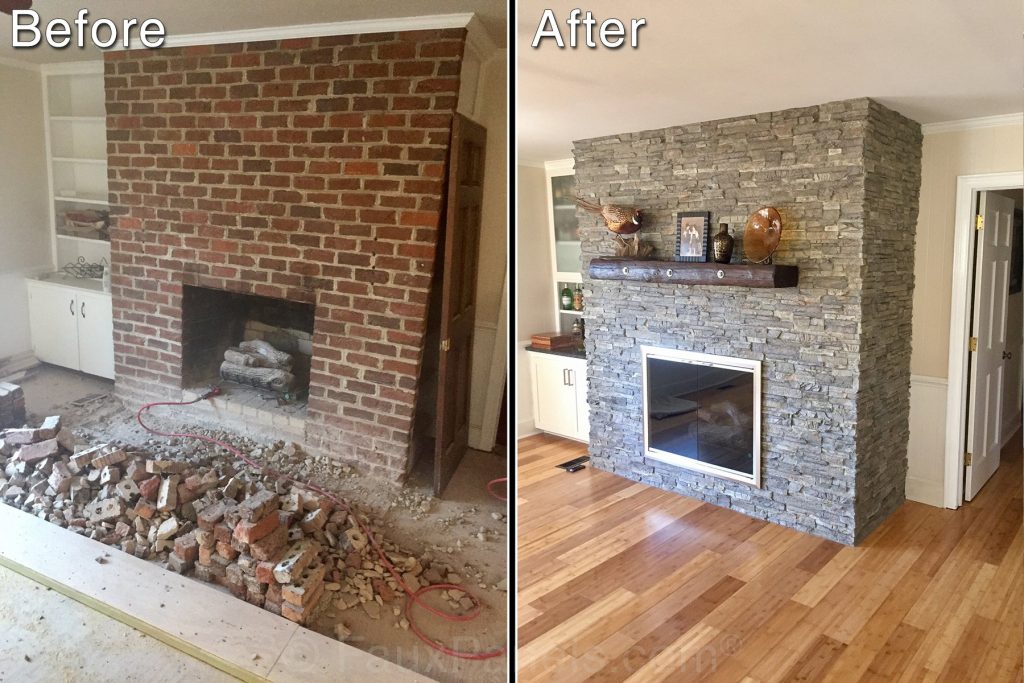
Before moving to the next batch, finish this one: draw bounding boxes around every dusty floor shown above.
[0,563,237,683]
[9,364,508,682]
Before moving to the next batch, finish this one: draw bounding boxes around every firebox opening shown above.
[181,286,315,406]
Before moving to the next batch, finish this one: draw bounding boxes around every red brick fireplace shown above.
[103,30,467,479]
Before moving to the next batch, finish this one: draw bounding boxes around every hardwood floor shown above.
[517,431,1023,682]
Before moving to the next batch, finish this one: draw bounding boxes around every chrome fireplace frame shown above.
[640,346,762,487]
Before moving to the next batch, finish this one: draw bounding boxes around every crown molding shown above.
[112,13,474,51]
[0,54,41,72]
[40,60,103,75]
[922,112,1023,135]
[544,158,575,174]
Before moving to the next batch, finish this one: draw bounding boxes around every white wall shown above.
[0,62,50,366]
[466,50,508,450]
[515,164,556,436]
[906,120,1024,506]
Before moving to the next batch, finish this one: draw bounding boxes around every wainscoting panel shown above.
[906,375,949,507]
[516,340,539,438]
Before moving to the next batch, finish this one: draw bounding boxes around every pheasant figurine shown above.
[575,198,643,235]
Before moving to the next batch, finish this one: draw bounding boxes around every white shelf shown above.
[52,156,106,165]
[44,65,110,272]
[50,115,105,123]
[559,309,584,316]
[55,194,108,206]
[57,234,109,244]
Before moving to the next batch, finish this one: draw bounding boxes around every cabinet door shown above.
[531,353,579,438]
[27,283,80,370]
[567,360,590,441]
[76,291,114,379]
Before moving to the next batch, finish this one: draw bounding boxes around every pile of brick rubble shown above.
[0,415,476,633]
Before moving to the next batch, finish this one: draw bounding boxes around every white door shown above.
[531,353,580,439]
[27,283,80,371]
[965,192,1016,500]
[76,291,115,379]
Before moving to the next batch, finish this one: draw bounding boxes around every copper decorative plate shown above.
[743,207,783,263]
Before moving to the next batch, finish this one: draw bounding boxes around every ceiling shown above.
[518,0,1023,163]
[0,0,505,63]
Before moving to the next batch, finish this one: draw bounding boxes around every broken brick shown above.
[90,445,128,468]
[157,475,179,512]
[133,499,156,520]
[138,477,160,501]
[216,540,239,561]
[273,539,319,584]
[282,560,327,607]
[233,511,280,544]
[13,438,59,463]
[250,524,288,561]
[173,531,199,563]
[146,460,188,474]
[237,490,279,523]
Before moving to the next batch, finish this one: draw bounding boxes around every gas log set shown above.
[0,415,465,631]
[219,340,296,394]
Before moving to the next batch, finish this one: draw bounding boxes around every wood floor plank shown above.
[516,432,1023,682]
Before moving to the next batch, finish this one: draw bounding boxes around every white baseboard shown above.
[905,475,945,508]
[517,418,539,439]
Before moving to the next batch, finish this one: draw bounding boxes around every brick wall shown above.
[103,30,466,479]
[575,98,921,544]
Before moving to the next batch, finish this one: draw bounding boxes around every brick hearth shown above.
[103,30,467,479]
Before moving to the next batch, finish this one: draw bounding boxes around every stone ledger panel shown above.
[574,98,922,544]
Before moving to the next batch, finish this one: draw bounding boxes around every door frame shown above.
[475,271,508,451]
[943,170,1024,508]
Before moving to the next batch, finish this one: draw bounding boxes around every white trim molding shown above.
[0,55,41,72]
[544,158,575,174]
[906,374,949,508]
[515,340,539,438]
[117,14,475,51]
[923,113,1023,135]
[944,171,1024,509]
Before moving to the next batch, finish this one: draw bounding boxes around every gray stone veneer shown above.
[574,98,922,545]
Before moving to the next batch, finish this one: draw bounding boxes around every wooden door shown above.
[965,191,1015,500]
[434,114,486,495]
[77,290,115,379]
[27,283,80,371]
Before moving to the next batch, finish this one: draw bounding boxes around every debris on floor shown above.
[0,382,26,430]
[0,415,474,629]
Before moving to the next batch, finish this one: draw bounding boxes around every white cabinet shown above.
[77,291,114,379]
[530,351,589,442]
[27,280,114,380]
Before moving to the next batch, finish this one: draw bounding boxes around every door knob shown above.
[1003,350,1013,360]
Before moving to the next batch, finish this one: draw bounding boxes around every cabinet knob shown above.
[69,299,75,316]
[716,269,725,279]
[665,269,674,277]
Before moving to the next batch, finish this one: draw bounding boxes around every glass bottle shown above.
[560,285,573,310]
[572,286,584,311]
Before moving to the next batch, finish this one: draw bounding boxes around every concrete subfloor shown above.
[12,363,113,421]
[0,563,235,683]
[8,363,508,682]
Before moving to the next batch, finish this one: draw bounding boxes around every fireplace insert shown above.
[641,347,761,486]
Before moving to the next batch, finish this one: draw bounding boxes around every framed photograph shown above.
[675,211,711,262]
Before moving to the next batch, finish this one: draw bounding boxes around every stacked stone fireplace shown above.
[103,30,467,479]
[576,98,922,544]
